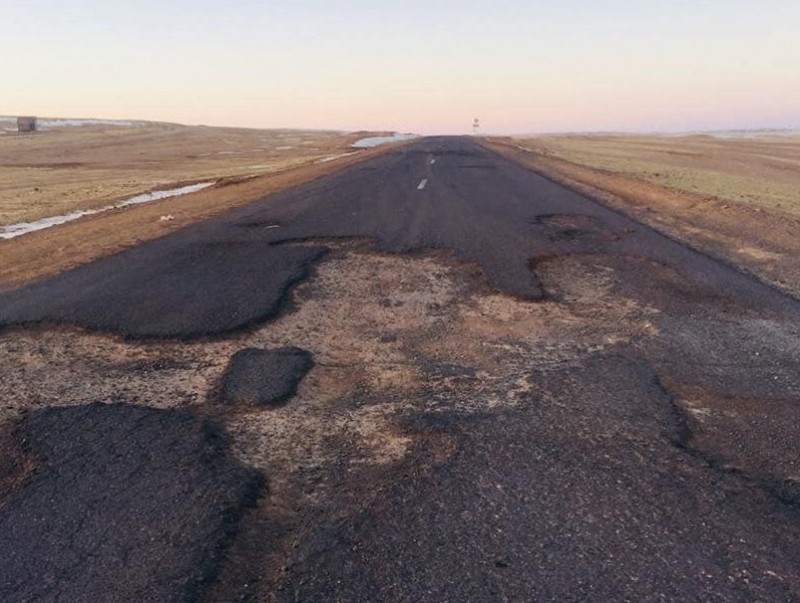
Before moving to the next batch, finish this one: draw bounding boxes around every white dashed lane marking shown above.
[417,178,428,190]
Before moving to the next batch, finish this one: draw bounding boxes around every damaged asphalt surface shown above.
[0,403,262,603]
[1,137,800,602]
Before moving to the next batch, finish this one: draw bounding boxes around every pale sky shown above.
[3,0,799,134]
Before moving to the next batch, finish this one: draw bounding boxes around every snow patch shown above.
[114,182,214,209]
[0,208,106,239]
[317,151,359,163]
[352,133,417,148]
[0,116,147,130]
[39,118,145,129]
[0,116,18,132]
[0,182,215,240]
[701,129,800,139]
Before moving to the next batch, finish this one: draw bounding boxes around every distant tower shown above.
[472,118,480,135]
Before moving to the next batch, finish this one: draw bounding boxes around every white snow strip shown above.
[0,117,19,133]
[114,182,214,209]
[701,129,800,139]
[417,178,428,190]
[39,118,144,129]
[352,132,417,148]
[0,116,147,130]
[317,151,359,163]
[0,181,215,240]
[0,208,106,239]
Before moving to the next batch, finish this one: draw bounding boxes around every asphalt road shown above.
[2,137,795,337]
[0,403,262,603]
[2,137,800,602]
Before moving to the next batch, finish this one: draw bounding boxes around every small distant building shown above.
[17,116,37,133]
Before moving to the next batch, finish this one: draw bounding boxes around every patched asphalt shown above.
[0,239,325,339]
[220,346,313,406]
[279,356,800,602]
[0,403,262,603]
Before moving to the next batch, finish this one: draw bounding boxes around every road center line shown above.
[417,178,428,190]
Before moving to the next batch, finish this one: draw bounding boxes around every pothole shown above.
[529,213,633,243]
[0,244,684,603]
[0,246,642,469]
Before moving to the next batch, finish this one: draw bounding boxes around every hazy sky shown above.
[3,0,799,134]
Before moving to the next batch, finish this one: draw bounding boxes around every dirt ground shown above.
[485,134,800,298]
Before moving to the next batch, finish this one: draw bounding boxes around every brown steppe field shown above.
[487,132,800,297]
[0,122,389,287]
[0,122,368,225]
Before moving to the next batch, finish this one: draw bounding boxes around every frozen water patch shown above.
[0,182,215,240]
[705,129,800,139]
[352,133,417,148]
[115,182,214,209]
[0,116,146,130]
[39,118,146,129]
[0,208,107,239]
[317,151,359,163]
[657,128,800,139]
[0,116,18,132]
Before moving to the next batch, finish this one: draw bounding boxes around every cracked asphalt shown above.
[1,137,800,602]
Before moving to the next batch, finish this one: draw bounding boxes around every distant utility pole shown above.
[472,118,480,135]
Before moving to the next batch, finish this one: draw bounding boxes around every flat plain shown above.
[514,132,800,214]
[0,122,364,226]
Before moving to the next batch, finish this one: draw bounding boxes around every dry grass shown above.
[516,133,800,215]
[0,122,368,226]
